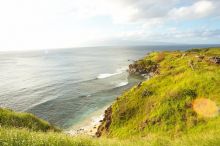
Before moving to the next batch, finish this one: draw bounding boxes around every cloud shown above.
[70,0,220,23]
[169,1,215,20]
[0,0,220,50]
[113,27,220,44]
[69,0,177,24]
[161,29,220,39]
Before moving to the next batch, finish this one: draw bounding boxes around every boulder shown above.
[209,56,220,64]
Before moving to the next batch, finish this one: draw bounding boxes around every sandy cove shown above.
[65,105,109,136]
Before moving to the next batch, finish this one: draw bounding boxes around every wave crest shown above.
[115,81,128,87]
[97,67,128,79]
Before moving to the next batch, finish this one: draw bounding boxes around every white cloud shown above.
[111,27,220,45]
[69,0,177,24]
[142,18,165,30]
[70,0,219,23]
[0,0,219,51]
[169,1,215,20]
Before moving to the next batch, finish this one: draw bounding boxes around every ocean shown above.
[0,45,219,129]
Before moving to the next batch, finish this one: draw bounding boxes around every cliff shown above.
[1,47,220,146]
[97,48,220,138]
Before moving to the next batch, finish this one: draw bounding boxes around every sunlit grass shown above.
[0,47,220,146]
[99,48,220,138]
[0,108,60,132]
[1,125,220,146]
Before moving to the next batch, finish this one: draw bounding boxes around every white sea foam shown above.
[97,66,128,79]
[97,73,119,79]
[116,81,128,87]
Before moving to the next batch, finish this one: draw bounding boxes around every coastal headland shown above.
[1,47,220,146]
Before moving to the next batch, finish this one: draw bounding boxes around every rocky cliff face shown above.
[96,56,161,137]
[96,106,112,137]
[96,57,159,137]
[95,48,220,138]
[128,59,159,76]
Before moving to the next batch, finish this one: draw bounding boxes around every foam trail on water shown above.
[97,66,128,79]
[97,73,120,79]
[115,81,128,87]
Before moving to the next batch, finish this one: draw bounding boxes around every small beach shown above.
[66,105,109,136]
[0,45,217,131]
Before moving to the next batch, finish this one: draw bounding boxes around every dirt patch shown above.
[192,98,219,118]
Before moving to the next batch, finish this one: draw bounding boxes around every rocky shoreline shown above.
[96,48,220,138]
[96,58,159,137]
[66,114,103,136]
[66,58,158,137]
[68,49,220,138]
[96,106,112,137]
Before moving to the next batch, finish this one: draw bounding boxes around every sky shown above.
[0,0,220,51]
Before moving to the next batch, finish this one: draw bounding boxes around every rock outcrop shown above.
[128,59,159,76]
[209,56,220,64]
[96,106,112,137]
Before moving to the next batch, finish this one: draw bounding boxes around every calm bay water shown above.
[0,45,219,129]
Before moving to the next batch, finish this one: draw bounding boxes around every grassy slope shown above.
[0,48,220,146]
[99,48,220,138]
[0,108,60,132]
[2,122,220,146]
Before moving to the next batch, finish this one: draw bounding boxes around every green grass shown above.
[0,47,220,146]
[0,108,60,132]
[99,47,220,138]
[1,125,220,146]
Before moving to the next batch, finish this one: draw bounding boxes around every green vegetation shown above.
[1,119,220,146]
[98,48,220,138]
[0,47,220,146]
[0,108,60,132]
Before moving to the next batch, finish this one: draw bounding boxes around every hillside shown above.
[0,108,60,132]
[0,47,220,146]
[97,48,220,138]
